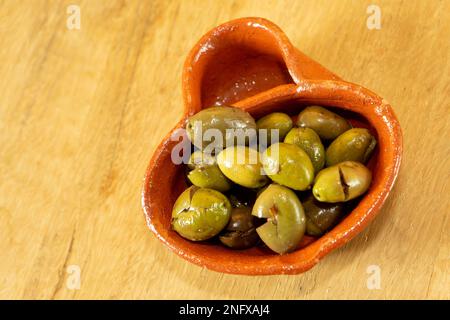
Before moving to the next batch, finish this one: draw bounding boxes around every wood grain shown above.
[0,0,448,299]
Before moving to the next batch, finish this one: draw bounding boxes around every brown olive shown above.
[219,229,259,249]
[302,194,345,236]
[219,207,259,249]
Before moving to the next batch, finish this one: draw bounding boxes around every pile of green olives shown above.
[172,105,376,254]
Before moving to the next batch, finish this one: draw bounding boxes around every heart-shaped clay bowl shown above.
[142,17,402,275]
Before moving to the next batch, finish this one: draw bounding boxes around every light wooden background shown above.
[0,0,449,300]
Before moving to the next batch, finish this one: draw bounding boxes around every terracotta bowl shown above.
[142,17,402,275]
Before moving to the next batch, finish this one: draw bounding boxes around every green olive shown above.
[326,128,377,166]
[256,112,293,145]
[217,146,268,188]
[312,161,372,203]
[252,184,305,254]
[261,142,314,191]
[302,194,344,236]
[171,186,231,241]
[186,106,257,150]
[297,106,351,140]
[187,150,216,169]
[219,207,259,249]
[284,127,325,173]
[187,165,232,192]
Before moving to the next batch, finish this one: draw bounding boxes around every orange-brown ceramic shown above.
[142,17,402,275]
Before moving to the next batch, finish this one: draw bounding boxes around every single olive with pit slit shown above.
[312,161,372,203]
[302,194,345,236]
[252,184,306,254]
[219,207,259,249]
[326,128,377,166]
[171,186,231,241]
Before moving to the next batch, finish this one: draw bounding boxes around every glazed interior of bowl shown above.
[142,18,402,275]
[200,45,294,107]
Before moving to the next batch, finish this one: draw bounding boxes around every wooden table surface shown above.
[0,0,449,300]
